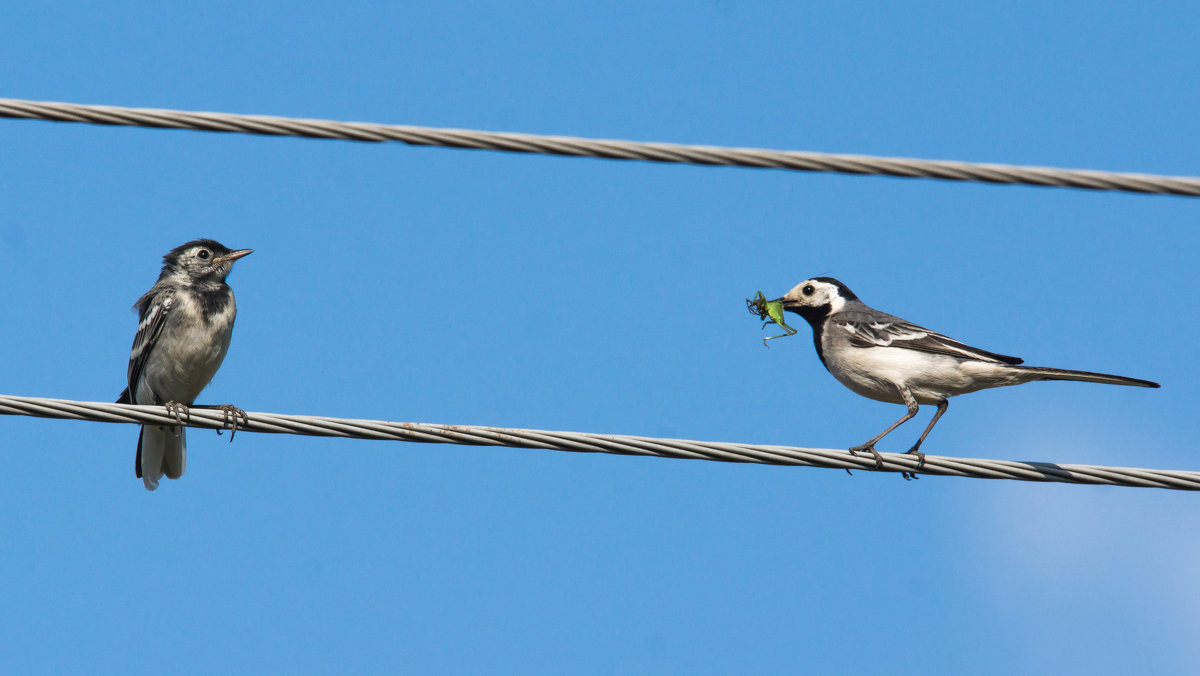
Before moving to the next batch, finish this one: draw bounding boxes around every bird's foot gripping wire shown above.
[215,404,248,442]
[848,443,885,470]
[163,401,190,436]
[901,446,927,480]
[848,443,920,480]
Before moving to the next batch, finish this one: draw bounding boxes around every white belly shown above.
[824,345,1025,405]
[137,312,234,405]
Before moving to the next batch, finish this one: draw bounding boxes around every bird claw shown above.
[849,443,884,470]
[163,401,190,436]
[215,404,248,442]
[164,401,190,424]
[900,446,926,480]
[849,443,919,480]
[905,446,927,470]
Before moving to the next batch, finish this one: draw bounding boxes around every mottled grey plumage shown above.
[775,277,1159,477]
[117,239,252,490]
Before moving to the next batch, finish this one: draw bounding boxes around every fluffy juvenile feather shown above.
[117,239,252,490]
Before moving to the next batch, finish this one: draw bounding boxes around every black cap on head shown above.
[810,277,859,302]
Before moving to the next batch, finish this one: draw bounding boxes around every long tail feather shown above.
[1014,366,1159,388]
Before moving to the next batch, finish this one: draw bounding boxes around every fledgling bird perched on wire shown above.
[116,239,253,491]
[771,277,1159,476]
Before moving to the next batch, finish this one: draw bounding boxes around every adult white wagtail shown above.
[770,277,1158,475]
[116,239,252,490]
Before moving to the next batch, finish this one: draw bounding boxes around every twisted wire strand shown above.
[1,394,1196,490]
[2,97,1199,196]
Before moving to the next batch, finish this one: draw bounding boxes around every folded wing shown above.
[834,312,1023,365]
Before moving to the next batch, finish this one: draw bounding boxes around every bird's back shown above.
[830,304,1023,365]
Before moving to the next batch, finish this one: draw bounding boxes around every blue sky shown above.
[2,2,1199,673]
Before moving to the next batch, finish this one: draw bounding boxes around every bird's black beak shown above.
[215,249,253,265]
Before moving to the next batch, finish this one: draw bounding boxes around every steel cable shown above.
[2,98,1199,196]
[1,394,1196,490]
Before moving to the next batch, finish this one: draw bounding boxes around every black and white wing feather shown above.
[833,311,1023,365]
[116,287,176,404]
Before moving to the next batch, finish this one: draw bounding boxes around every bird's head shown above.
[161,239,253,284]
[776,277,859,323]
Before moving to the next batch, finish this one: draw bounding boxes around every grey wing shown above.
[123,288,176,403]
[834,314,1023,365]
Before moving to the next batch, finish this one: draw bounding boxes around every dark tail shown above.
[1014,366,1159,388]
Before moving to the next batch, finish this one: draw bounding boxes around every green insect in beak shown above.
[746,290,797,347]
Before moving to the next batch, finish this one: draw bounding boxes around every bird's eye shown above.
[802,284,815,296]
[197,249,210,260]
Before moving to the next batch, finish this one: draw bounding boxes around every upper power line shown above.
[2,97,1199,196]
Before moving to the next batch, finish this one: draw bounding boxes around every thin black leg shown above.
[849,386,920,471]
[905,398,948,472]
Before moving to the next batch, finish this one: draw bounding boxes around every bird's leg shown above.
[163,400,190,436]
[904,398,948,472]
[193,404,248,442]
[849,386,920,474]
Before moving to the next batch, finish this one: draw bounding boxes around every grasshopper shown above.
[746,291,797,347]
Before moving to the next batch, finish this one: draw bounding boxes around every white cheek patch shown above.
[827,288,846,313]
